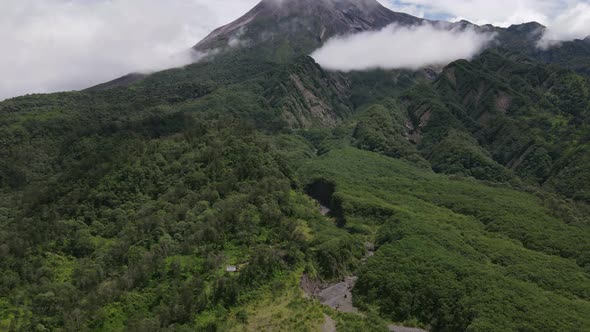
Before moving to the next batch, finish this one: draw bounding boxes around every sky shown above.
[1,0,590,100]
[384,0,589,27]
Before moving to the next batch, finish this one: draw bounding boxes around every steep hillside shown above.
[396,49,590,199]
[532,38,590,76]
[2,0,590,331]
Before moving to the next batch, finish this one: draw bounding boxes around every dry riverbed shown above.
[305,200,428,331]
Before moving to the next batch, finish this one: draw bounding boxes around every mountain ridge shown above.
[93,0,580,91]
[190,0,552,64]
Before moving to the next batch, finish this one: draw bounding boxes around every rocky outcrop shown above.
[266,57,353,128]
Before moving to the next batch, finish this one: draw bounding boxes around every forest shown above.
[1,11,590,331]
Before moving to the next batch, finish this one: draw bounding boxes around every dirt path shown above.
[322,314,337,332]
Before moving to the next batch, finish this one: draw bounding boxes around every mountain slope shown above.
[2,1,590,331]
[400,49,590,199]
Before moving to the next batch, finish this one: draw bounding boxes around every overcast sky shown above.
[1,0,590,100]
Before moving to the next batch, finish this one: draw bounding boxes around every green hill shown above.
[1,0,590,331]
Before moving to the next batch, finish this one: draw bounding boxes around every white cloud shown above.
[384,0,590,45]
[538,2,590,48]
[311,23,495,72]
[0,0,398,100]
[0,0,260,100]
[383,0,566,26]
[2,0,589,100]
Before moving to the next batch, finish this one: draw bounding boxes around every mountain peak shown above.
[193,0,422,58]
[261,0,381,8]
[506,21,545,33]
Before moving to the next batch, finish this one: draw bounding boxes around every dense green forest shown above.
[299,147,590,331]
[2,1,590,330]
[2,48,590,330]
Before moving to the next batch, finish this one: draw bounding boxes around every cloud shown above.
[538,2,590,48]
[383,0,567,26]
[0,0,260,100]
[2,0,589,100]
[0,0,403,100]
[383,0,590,45]
[311,23,495,72]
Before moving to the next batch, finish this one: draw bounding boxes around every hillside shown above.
[1,0,590,331]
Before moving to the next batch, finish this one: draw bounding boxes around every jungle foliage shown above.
[1,34,590,331]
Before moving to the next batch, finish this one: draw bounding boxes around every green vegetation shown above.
[396,50,590,199]
[0,60,373,330]
[298,147,590,331]
[1,17,590,331]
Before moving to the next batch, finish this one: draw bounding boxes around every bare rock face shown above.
[193,0,422,55]
[266,57,354,128]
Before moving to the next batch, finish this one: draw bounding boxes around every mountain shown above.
[532,37,590,75]
[1,1,590,331]
[194,0,422,61]
[193,1,590,77]
[493,21,545,50]
[191,0,540,61]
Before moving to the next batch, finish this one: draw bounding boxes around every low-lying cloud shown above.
[0,0,400,100]
[538,2,590,48]
[384,0,590,47]
[3,0,588,100]
[0,0,260,101]
[311,24,495,72]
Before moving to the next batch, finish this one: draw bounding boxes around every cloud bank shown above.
[384,0,590,46]
[2,0,589,100]
[538,2,590,48]
[0,0,261,100]
[311,24,495,72]
[383,0,560,26]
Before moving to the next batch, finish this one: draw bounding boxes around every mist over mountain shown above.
[1,1,590,331]
[192,0,422,60]
[311,23,495,71]
[2,0,589,100]
[187,0,586,74]
[0,0,259,101]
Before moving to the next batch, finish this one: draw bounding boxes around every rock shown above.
[317,276,359,314]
